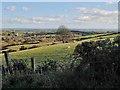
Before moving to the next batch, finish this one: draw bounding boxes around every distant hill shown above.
[1,28,118,33]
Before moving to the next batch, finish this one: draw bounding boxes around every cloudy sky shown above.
[2,2,118,29]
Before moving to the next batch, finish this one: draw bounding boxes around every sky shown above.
[2,2,118,30]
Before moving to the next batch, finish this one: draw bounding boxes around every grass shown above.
[2,42,76,65]
[73,33,117,40]
[1,40,86,65]
[73,33,105,39]
[6,42,54,51]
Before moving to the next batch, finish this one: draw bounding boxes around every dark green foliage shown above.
[19,46,27,50]
[36,60,60,74]
[71,30,97,35]
[7,49,17,53]
[28,45,39,49]
[11,59,28,72]
[73,36,120,88]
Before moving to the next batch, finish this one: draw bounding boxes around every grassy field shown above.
[2,42,77,65]
[73,33,106,39]
[6,42,55,51]
[1,33,119,65]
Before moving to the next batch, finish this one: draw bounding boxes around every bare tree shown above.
[56,25,73,43]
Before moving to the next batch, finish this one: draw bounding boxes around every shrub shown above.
[28,45,39,49]
[51,42,56,45]
[19,46,27,50]
[11,59,28,72]
[72,37,120,88]
[7,49,17,53]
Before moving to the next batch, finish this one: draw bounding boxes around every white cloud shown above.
[6,6,16,11]
[12,17,30,23]
[107,0,114,5]
[32,17,61,23]
[5,6,29,11]
[32,20,43,24]
[74,7,118,24]
[4,16,61,25]
[32,17,45,24]
[91,8,117,17]
[81,16,91,21]
[75,7,117,17]
[21,6,29,11]
[47,18,60,21]
[32,17,44,21]
[74,16,95,23]
[75,7,87,14]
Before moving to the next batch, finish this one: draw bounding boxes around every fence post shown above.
[3,51,12,74]
[2,65,6,75]
[31,57,35,72]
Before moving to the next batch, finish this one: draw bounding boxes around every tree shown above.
[56,25,73,43]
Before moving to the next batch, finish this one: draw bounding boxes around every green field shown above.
[6,42,54,51]
[2,41,77,65]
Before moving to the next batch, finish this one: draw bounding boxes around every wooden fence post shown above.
[3,51,12,74]
[2,65,6,75]
[31,57,35,72]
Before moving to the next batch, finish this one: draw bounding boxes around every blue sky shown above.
[2,2,118,29]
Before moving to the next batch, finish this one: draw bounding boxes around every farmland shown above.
[1,30,119,65]
[1,28,120,89]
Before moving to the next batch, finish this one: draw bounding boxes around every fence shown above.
[2,51,36,75]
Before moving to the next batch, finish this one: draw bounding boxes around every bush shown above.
[11,59,28,72]
[28,45,39,49]
[19,46,27,50]
[7,49,17,53]
[73,37,120,88]
[51,42,56,45]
